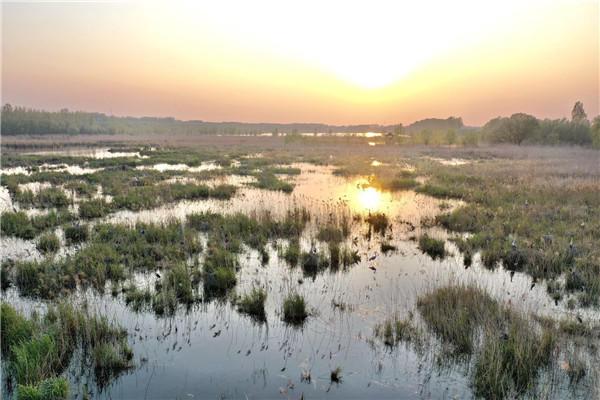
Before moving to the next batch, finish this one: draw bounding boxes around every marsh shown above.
[1,135,599,400]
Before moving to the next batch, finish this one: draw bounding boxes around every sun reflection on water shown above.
[344,180,393,214]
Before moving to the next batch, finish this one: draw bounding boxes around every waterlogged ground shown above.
[1,144,599,399]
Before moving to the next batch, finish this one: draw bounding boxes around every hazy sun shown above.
[164,0,519,90]
[358,187,382,211]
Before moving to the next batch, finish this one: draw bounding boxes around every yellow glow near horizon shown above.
[160,0,519,89]
[2,0,598,124]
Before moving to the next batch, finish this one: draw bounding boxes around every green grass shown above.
[1,303,34,356]
[1,211,36,239]
[79,198,112,219]
[17,377,68,400]
[474,316,555,399]
[301,249,329,277]
[64,224,89,245]
[252,171,294,193]
[283,293,308,324]
[14,187,71,209]
[283,239,301,267]
[2,302,133,395]
[414,285,560,399]
[236,287,267,321]
[1,210,74,240]
[418,234,446,260]
[417,285,499,354]
[317,224,345,243]
[37,232,60,254]
[374,315,421,347]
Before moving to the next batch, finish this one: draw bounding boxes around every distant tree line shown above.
[0,104,391,136]
[2,102,598,148]
[482,102,598,147]
[397,102,599,148]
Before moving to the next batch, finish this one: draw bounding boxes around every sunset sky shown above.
[2,0,598,125]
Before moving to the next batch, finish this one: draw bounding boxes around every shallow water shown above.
[23,147,148,159]
[136,162,222,173]
[2,162,597,399]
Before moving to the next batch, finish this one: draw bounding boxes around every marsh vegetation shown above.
[1,136,598,399]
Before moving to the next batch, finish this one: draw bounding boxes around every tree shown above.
[393,124,404,136]
[592,116,600,149]
[571,101,588,123]
[446,129,457,145]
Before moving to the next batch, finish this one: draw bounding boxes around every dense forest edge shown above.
[1,102,599,148]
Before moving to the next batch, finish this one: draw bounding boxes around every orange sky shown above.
[2,0,598,125]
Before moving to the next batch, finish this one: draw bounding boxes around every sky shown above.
[2,0,598,125]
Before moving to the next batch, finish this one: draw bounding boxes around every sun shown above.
[357,187,382,211]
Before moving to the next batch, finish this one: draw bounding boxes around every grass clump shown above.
[1,211,36,239]
[17,377,69,400]
[78,198,112,219]
[301,249,329,277]
[236,287,267,321]
[473,316,555,399]
[365,213,389,234]
[36,188,70,208]
[203,245,238,297]
[416,285,559,399]
[1,302,133,395]
[124,286,153,312]
[283,293,308,325]
[380,241,397,253]
[374,315,421,348]
[317,224,345,243]
[418,234,446,260]
[64,224,89,245]
[1,303,34,355]
[417,285,499,354]
[37,232,60,254]
[283,239,301,267]
[330,367,342,383]
[252,171,294,193]
[1,210,74,239]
